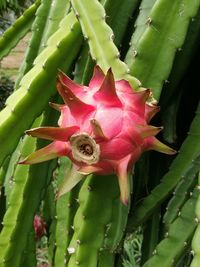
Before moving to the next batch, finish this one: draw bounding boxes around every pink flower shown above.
[20,66,175,205]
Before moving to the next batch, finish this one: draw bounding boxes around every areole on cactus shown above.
[19,66,175,205]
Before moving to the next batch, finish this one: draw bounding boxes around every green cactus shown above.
[0,0,41,60]
[143,186,199,267]
[126,0,200,100]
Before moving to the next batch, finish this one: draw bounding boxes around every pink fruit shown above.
[20,66,175,205]
[34,215,46,240]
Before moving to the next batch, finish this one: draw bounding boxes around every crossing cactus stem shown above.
[20,66,175,205]
[164,156,200,227]
[71,0,141,89]
[14,0,53,89]
[143,187,199,267]
[0,0,41,60]
[0,11,82,167]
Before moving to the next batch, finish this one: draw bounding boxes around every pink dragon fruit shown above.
[20,66,175,205]
[33,215,46,240]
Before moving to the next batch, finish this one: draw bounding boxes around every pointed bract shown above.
[138,125,163,139]
[94,68,122,107]
[56,79,95,116]
[90,119,108,140]
[89,65,105,88]
[145,104,160,122]
[49,102,63,111]
[19,141,70,164]
[116,155,132,206]
[144,137,176,155]
[58,70,85,96]
[56,165,85,199]
[131,89,151,116]
[26,126,79,141]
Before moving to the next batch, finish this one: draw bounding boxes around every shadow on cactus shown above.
[19,66,175,205]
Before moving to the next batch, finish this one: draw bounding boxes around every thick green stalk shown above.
[71,0,140,89]
[98,251,115,267]
[164,155,200,227]
[0,159,9,232]
[74,42,94,85]
[3,140,22,203]
[0,12,82,167]
[160,91,182,144]
[0,158,9,188]
[15,0,71,89]
[48,217,56,265]
[40,0,70,47]
[21,230,37,267]
[74,0,141,85]
[104,0,140,46]
[128,101,200,231]
[0,0,41,60]
[160,13,200,143]
[0,103,59,267]
[125,0,157,67]
[14,0,52,89]
[141,208,160,264]
[54,158,81,267]
[0,117,41,266]
[190,173,200,267]
[160,12,200,108]
[126,0,200,100]
[67,175,129,267]
[142,187,199,267]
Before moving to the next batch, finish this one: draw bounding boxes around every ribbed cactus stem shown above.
[126,0,200,100]
[71,0,141,89]
[164,155,200,227]
[190,173,200,267]
[15,0,52,89]
[0,12,82,167]
[0,0,41,61]
[0,117,41,266]
[143,187,199,267]
[67,175,129,267]
[54,158,82,267]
